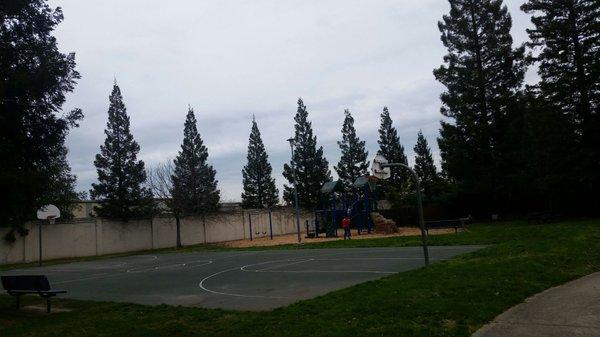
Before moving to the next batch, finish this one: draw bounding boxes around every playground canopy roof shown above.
[353,176,378,191]
[321,180,343,194]
[320,177,378,194]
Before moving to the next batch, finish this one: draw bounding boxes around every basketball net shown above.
[47,216,56,225]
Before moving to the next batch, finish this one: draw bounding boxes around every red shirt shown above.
[341,217,351,229]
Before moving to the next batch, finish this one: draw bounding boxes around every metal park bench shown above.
[1,275,66,313]
[527,211,558,224]
[424,217,470,234]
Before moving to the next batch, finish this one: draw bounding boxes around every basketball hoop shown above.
[369,154,430,266]
[371,154,391,180]
[37,204,61,223]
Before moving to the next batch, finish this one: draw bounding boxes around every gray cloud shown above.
[51,0,534,201]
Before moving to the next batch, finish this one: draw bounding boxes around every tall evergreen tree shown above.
[242,117,279,208]
[47,144,84,220]
[522,0,599,138]
[522,0,600,208]
[283,98,331,208]
[434,0,526,211]
[172,107,220,215]
[335,109,369,190]
[413,131,440,200]
[522,89,579,211]
[90,83,153,220]
[1,0,83,235]
[377,107,408,185]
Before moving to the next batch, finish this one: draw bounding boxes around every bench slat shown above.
[7,290,66,294]
[2,275,51,291]
[425,218,470,231]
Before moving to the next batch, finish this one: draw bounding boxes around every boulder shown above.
[371,212,398,234]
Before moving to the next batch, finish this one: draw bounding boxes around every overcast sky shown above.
[50,0,534,202]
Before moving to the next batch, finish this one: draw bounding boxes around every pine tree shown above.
[1,0,83,235]
[47,144,84,220]
[242,117,279,208]
[522,89,579,210]
[335,109,369,190]
[414,131,440,200]
[283,98,331,208]
[434,0,526,210]
[522,0,599,138]
[521,0,600,207]
[172,107,220,215]
[377,107,408,185]
[90,83,153,220]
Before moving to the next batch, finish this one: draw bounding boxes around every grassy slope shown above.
[1,220,599,337]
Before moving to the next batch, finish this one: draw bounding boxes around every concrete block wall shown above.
[0,208,313,265]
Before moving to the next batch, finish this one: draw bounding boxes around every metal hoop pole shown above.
[248,213,253,241]
[39,221,43,266]
[382,163,430,266]
[269,210,273,240]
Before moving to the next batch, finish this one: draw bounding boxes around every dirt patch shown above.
[222,227,459,248]
[0,305,72,316]
[21,305,72,313]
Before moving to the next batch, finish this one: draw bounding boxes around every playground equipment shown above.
[247,210,274,240]
[312,176,379,237]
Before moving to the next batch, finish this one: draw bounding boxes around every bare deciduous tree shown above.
[147,160,182,248]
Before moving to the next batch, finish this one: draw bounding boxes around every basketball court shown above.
[2,246,483,311]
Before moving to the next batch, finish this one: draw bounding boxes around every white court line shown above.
[46,255,158,273]
[127,260,212,273]
[53,260,213,284]
[248,257,431,273]
[198,267,291,299]
[238,258,304,271]
[46,262,127,273]
[31,254,246,284]
[244,257,408,274]
[54,273,115,285]
[129,255,159,261]
[127,263,186,273]
[198,256,401,299]
[256,259,314,271]
[199,258,307,299]
[314,257,448,261]
[242,250,348,265]
[253,269,395,274]
[187,260,214,268]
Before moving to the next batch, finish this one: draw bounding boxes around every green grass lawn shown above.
[1,220,599,337]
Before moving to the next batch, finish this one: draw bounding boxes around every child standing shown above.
[341,216,351,240]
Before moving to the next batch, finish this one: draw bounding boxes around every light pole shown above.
[287,138,302,244]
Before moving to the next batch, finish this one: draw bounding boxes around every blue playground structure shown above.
[311,176,379,237]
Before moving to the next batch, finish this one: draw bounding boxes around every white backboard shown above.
[37,204,60,220]
[372,154,391,180]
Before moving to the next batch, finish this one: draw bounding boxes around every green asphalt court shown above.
[2,245,482,310]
